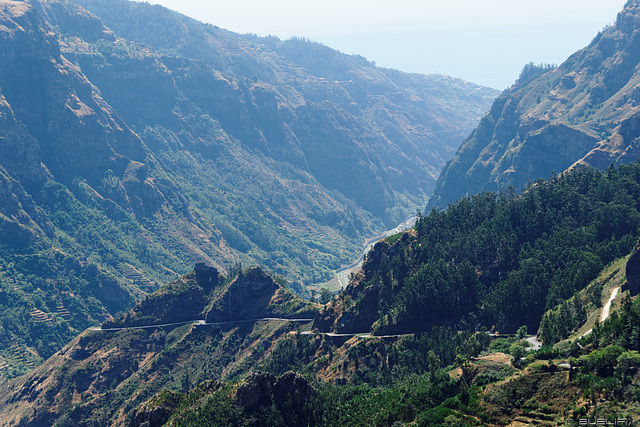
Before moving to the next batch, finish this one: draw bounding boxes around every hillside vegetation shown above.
[4,161,640,425]
[317,162,640,335]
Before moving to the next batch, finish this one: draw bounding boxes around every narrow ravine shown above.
[334,215,417,287]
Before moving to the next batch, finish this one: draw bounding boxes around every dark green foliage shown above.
[168,371,459,427]
[578,295,640,357]
[345,163,640,336]
[516,62,557,87]
[540,291,589,345]
[319,287,333,304]
[0,0,498,376]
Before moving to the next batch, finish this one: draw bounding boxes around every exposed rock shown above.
[0,0,495,390]
[235,371,277,411]
[194,262,222,291]
[235,371,316,414]
[430,0,640,207]
[103,268,218,328]
[314,230,418,334]
[128,390,181,427]
[272,371,316,412]
[205,267,280,322]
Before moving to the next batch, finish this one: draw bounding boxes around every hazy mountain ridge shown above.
[2,0,640,424]
[70,0,498,209]
[430,0,640,207]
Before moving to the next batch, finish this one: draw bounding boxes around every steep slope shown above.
[316,162,640,335]
[0,266,318,426]
[68,0,498,217]
[7,253,640,427]
[430,0,640,207]
[0,0,496,373]
[0,0,246,373]
[8,166,640,426]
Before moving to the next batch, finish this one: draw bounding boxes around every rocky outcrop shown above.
[103,265,224,328]
[236,371,277,411]
[130,371,316,427]
[0,0,495,375]
[205,267,282,322]
[314,231,418,334]
[236,371,316,414]
[194,262,222,291]
[105,265,313,328]
[128,391,180,427]
[430,0,640,207]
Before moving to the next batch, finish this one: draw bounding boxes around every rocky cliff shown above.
[430,0,640,207]
[205,267,311,322]
[314,230,419,334]
[625,239,640,294]
[105,265,314,328]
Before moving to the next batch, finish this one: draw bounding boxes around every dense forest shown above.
[323,162,640,335]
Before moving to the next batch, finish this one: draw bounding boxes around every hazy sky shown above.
[141,0,627,89]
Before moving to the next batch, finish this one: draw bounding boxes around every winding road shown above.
[299,330,414,339]
[525,335,542,351]
[89,318,416,341]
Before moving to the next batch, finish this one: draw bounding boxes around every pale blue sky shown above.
[142,0,627,89]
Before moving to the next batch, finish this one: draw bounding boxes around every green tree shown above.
[510,343,526,368]
[516,325,528,340]
[615,350,640,380]
[319,288,332,304]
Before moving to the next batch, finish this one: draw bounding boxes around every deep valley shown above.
[3,0,640,426]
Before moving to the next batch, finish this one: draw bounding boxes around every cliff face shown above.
[625,239,640,294]
[105,265,314,328]
[430,0,640,207]
[205,267,313,322]
[314,230,418,334]
[0,1,144,186]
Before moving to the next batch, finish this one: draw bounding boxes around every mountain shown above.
[430,0,640,207]
[0,0,497,373]
[6,0,640,425]
[4,164,640,426]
